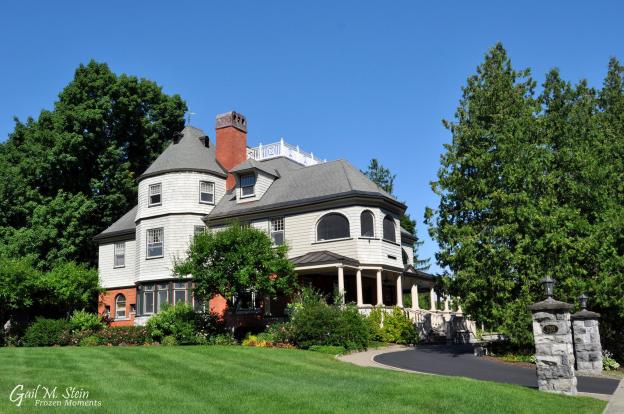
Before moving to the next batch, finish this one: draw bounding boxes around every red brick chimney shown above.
[215,111,247,191]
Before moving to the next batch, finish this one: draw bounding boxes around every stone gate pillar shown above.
[571,294,603,374]
[528,276,577,395]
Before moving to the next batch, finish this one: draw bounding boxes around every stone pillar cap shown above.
[528,297,573,312]
[571,309,600,320]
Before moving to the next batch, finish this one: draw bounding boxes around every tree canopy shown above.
[174,223,298,315]
[427,43,624,355]
[0,60,187,269]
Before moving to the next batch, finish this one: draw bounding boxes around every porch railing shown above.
[247,139,325,166]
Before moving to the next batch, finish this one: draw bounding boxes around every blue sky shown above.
[1,1,623,272]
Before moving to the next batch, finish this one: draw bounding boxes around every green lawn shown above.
[0,346,605,414]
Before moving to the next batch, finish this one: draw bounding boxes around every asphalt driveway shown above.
[373,344,620,395]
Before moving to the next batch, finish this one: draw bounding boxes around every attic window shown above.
[240,174,256,198]
[199,181,214,204]
[148,183,162,206]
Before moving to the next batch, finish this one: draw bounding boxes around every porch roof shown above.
[290,250,359,268]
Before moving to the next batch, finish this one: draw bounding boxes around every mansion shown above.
[95,111,470,340]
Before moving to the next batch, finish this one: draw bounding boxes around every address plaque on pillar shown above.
[542,324,559,334]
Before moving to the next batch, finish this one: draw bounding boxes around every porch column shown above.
[356,268,363,306]
[396,273,403,308]
[376,269,383,306]
[411,283,419,311]
[337,266,345,304]
[429,288,436,311]
[444,296,450,312]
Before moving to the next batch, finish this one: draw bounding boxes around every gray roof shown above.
[139,126,227,180]
[230,158,279,177]
[94,205,137,240]
[291,250,359,267]
[208,158,403,220]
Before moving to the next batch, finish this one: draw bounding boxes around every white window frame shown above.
[236,290,261,312]
[113,241,125,268]
[173,282,187,304]
[270,217,285,246]
[157,283,169,312]
[199,181,215,205]
[115,294,126,319]
[146,228,164,259]
[239,173,256,198]
[148,183,162,207]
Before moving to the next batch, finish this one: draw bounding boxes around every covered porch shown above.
[290,251,473,341]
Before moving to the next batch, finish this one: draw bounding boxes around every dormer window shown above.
[148,183,162,206]
[240,174,256,198]
[199,181,214,204]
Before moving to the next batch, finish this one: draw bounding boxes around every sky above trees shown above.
[1,1,623,272]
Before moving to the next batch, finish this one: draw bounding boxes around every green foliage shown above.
[22,318,70,347]
[69,310,105,332]
[0,60,186,270]
[308,345,346,355]
[603,351,621,371]
[161,336,178,346]
[79,335,99,347]
[95,326,151,346]
[174,222,298,316]
[0,257,38,328]
[205,333,237,346]
[265,322,292,344]
[380,307,419,345]
[426,43,624,352]
[286,289,369,351]
[366,306,384,342]
[146,303,196,344]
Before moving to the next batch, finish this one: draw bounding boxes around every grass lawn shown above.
[0,346,606,414]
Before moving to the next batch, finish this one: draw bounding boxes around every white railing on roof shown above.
[247,138,325,166]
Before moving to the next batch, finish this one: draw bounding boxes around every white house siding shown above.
[136,214,206,282]
[98,239,136,288]
[136,172,226,221]
[236,171,274,203]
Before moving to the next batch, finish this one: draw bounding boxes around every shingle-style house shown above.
[95,112,471,340]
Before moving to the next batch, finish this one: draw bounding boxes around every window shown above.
[237,290,260,311]
[199,181,215,204]
[143,285,155,314]
[316,213,350,241]
[360,210,375,237]
[383,215,396,242]
[174,282,187,304]
[402,249,409,265]
[114,242,125,267]
[157,283,169,312]
[148,183,162,206]
[194,225,205,236]
[270,217,284,246]
[240,173,256,197]
[147,228,164,258]
[115,294,126,319]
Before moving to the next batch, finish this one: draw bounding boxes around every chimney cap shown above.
[216,111,247,132]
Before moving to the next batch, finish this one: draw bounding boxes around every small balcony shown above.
[247,139,325,166]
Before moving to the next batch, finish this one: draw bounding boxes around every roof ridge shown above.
[339,160,354,191]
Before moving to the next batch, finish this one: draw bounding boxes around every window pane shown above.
[317,213,350,241]
[149,184,161,206]
[241,185,254,196]
[158,290,168,312]
[383,216,396,242]
[200,181,214,203]
[360,211,375,237]
[271,231,284,246]
[144,291,154,314]
[115,295,126,318]
[147,228,164,258]
[240,174,256,187]
[174,290,186,304]
[174,282,186,289]
[147,243,163,258]
[200,192,214,203]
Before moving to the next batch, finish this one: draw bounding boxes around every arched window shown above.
[360,210,375,237]
[115,294,126,319]
[317,213,350,241]
[402,249,409,265]
[383,215,396,242]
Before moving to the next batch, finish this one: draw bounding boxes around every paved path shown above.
[605,379,624,414]
[371,344,619,396]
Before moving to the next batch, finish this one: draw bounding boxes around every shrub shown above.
[603,350,621,371]
[22,318,70,347]
[287,289,369,351]
[69,310,106,332]
[146,303,196,344]
[308,345,346,355]
[242,334,267,347]
[79,335,99,347]
[381,307,418,345]
[366,306,384,342]
[95,326,151,346]
[161,336,178,346]
[207,333,237,346]
[194,309,226,337]
[265,322,292,344]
